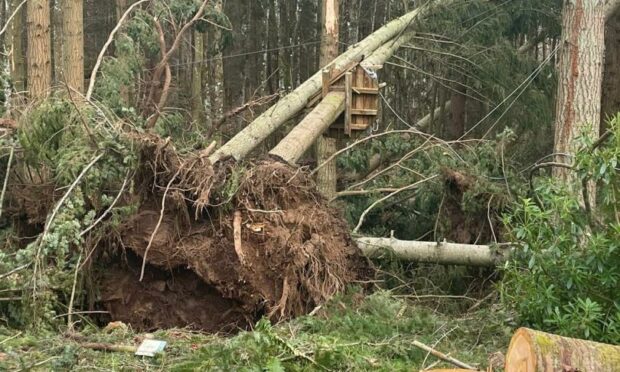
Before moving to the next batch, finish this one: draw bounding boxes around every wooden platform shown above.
[308,62,381,137]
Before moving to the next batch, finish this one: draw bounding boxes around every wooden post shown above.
[322,68,331,98]
[505,328,620,372]
[344,71,353,136]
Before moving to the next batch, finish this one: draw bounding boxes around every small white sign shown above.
[135,339,167,357]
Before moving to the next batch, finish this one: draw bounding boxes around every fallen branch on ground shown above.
[412,340,478,370]
[356,237,512,267]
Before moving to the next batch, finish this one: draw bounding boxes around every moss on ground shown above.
[0,289,513,371]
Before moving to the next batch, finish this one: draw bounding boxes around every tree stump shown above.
[505,328,620,372]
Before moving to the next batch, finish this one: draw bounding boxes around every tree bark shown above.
[209,4,437,163]
[61,0,84,93]
[315,136,338,199]
[505,328,620,372]
[448,86,466,140]
[27,0,52,99]
[315,0,340,199]
[601,9,620,128]
[355,237,511,267]
[10,0,25,92]
[211,0,224,126]
[270,91,345,163]
[554,0,606,180]
[191,30,204,124]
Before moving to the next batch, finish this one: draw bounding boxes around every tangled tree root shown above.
[99,146,367,331]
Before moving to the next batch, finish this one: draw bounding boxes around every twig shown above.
[139,165,184,281]
[331,188,401,201]
[67,254,82,332]
[86,0,150,100]
[80,171,130,238]
[467,291,495,312]
[0,145,15,220]
[17,356,60,371]
[412,340,477,370]
[487,195,497,244]
[311,130,421,177]
[53,310,109,319]
[0,331,21,345]
[0,263,30,280]
[79,342,137,353]
[422,326,458,370]
[0,0,27,37]
[353,175,438,234]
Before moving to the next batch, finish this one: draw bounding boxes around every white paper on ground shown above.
[135,339,167,357]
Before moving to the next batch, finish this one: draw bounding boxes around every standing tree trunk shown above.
[62,0,84,93]
[554,0,607,182]
[27,0,52,99]
[601,8,620,128]
[191,30,204,124]
[211,0,224,126]
[448,86,466,140]
[10,0,25,93]
[315,0,340,200]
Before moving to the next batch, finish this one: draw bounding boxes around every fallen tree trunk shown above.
[270,92,345,163]
[355,237,511,266]
[209,3,441,163]
[505,328,620,372]
[360,31,416,70]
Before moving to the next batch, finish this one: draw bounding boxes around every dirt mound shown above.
[101,157,367,331]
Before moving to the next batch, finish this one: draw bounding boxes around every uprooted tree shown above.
[0,1,456,332]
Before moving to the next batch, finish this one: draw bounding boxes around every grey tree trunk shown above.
[356,237,511,267]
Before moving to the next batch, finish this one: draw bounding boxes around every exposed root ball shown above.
[105,159,367,331]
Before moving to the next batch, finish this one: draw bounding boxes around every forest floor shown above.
[1,267,513,371]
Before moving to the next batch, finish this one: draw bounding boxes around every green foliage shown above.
[93,12,158,120]
[391,0,559,164]
[0,97,138,327]
[339,130,518,240]
[501,116,620,343]
[1,291,509,371]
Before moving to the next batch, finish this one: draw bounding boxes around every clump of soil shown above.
[100,149,367,331]
[439,168,503,244]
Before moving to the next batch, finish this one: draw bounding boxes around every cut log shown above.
[209,2,445,163]
[505,328,620,372]
[355,237,511,266]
